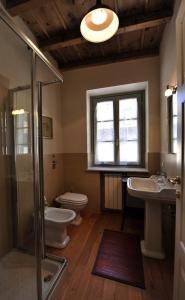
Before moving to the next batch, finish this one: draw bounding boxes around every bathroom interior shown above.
[0,0,185,299]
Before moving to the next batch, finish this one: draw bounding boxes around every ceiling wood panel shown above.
[6,0,174,69]
[38,10,172,51]
[59,47,159,70]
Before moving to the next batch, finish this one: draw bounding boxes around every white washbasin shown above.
[127,176,176,202]
[127,175,177,259]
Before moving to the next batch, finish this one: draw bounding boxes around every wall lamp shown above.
[164,85,177,97]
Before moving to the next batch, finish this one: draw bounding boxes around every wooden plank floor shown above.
[48,213,174,300]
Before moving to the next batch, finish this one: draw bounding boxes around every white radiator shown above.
[104,174,122,210]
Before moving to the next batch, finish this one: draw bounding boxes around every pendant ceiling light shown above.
[80,0,119,43]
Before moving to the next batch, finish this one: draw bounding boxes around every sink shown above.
[127,176,176,202]
[127,176,177,260]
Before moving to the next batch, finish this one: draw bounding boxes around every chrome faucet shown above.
[168,176,181,185]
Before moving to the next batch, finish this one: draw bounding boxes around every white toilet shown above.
[45,207,76,249]
[56,192,88,226]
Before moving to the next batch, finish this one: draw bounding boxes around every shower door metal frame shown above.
[0,3,63,300]
[32,52,43,300]
[37,79,62,262]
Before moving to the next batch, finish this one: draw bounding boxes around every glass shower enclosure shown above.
[0,4,66,300]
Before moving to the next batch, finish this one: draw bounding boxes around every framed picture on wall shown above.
[42,116,53,139]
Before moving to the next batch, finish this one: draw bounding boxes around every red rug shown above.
[92,230,145,289]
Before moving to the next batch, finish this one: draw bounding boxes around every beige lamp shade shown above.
[80,7,119,43]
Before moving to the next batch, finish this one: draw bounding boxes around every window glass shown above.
[97,101,113,121]
[119,98,137,119]
[120,120,138,140]
[96,142,114,162]
[120,141,138,163]
[119,98,139,164]
[95,100,114,163]
[97,121,114,142]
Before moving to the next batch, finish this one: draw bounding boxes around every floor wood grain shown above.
[48,213,174,300]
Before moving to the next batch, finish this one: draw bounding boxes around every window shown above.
[91,91,145,167]
[168,94,177,154]
[14,113,31,154]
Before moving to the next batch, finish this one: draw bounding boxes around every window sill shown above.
[87,166,149,173]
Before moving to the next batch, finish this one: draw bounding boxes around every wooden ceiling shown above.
[6,0,174,70]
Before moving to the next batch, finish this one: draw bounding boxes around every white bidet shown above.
[45,207,76,249]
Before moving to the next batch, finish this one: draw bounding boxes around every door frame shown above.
[173,1,185,299]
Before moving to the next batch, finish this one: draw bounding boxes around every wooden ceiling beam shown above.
[39,9,172,51]
[6,0,51,16]
[59,47,159,71]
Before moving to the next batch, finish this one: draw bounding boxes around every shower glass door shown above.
[0,3,65,299]
[0,15,40,300]
[12,86,34,251]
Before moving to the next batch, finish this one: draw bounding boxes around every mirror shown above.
[168,93,177,154]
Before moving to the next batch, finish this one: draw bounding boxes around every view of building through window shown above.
[96,101,114,163]
[119,98,138,163]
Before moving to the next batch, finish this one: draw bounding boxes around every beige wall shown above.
[60,57,161,212]
[62,56,160,154]
[63,153,100,213]
[160,0,181,176]
[44,153,64,206]
[42,84,63,155]
[42,83,64,205]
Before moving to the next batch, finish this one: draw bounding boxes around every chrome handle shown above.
[168,176,181,185]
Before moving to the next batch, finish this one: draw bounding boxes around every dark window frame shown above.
[90,90,146,168]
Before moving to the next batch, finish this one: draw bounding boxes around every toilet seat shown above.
[56,192,88,205]
[56,192,88,226]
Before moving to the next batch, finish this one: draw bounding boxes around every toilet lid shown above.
[59,192,88,203]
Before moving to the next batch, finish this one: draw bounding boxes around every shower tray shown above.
[0,249,67,300]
